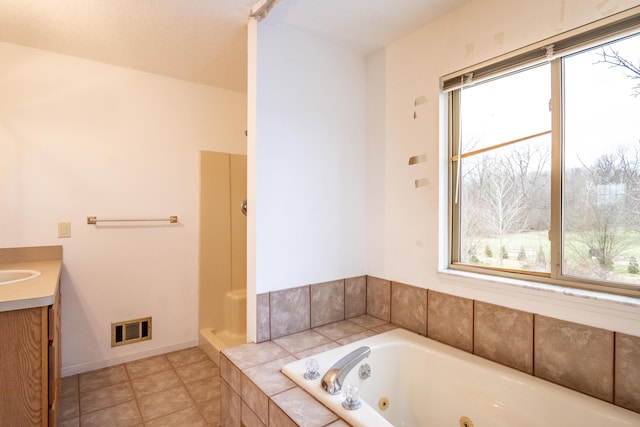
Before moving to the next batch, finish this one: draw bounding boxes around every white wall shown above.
[0,42,247,375]
[253,18,368,294]
[367,0,640,335]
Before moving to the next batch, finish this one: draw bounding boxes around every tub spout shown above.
[321,346,371,395]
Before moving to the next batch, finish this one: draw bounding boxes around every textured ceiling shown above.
[0,0,256,93]
[0,0,468,93]
[266,0,470,54]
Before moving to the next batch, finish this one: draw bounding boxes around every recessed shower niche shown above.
[199,151,247,361]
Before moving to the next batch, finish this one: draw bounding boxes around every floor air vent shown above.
[111,317,152,347]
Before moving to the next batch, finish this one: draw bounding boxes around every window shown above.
[446,10,640,296]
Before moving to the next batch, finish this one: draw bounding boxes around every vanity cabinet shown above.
[0,287,61,426]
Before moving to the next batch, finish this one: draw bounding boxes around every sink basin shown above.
[0,269,41,285]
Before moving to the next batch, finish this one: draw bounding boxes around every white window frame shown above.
[442,7,640,298]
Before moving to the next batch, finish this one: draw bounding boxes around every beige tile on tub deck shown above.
[391,282,427,336]
[348,314,389,329]
[310,279,345,328]
[221,379,241,427]
[270,285,311,339]
[615,332,640,413]
[295,341,341,359]
[242,355,297,397]
[256,292,271,343]
[242,402,266,427]
[345,276,367,318]
[474,301,533,374]
[241,375,269,425]
[313,319,366,341]
[273,329,332,354]
[222,340,290,371]
[336,330,377,345]
[427,290,473,352]
[268,399,297,427]
[270,387,338,427]
[534,315,614,401]
[220,354,242,395]
[367,276,391,321]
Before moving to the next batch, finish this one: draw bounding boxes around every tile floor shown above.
[59,346,221,427]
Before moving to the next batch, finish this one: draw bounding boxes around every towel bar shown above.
[87,216,178,224]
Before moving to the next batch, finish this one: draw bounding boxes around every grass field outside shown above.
[464,229,640,285]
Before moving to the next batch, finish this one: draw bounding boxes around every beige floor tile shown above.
[60,394,79,421]
[195,398,221,426]
[125,355,172,379]
[79,400,142,427]
[79,381,135,414]
[79,365,128,393]
[175,358,220,384]
[144,406,208,427]
[62,375,79,398]
[185,375,221,402]
[59,417,80,427]
[166,346,210,368]
[130,368,183,398]
[137,385,194,421]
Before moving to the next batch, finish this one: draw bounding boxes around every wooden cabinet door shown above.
[0,306,48,426]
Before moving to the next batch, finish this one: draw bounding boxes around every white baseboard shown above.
[61,339,198,377]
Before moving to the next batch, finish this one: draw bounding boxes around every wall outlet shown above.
[58,222,71,238]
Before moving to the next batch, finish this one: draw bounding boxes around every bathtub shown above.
[281,328,640,427]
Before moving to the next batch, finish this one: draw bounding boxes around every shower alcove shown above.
[199,151,247,362]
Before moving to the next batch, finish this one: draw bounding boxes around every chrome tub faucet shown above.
[321,346,371,395]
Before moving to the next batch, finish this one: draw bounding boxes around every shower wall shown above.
[199,151,247,350]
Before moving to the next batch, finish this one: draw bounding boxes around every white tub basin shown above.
[283,328,640,427]
[0,269,41,285]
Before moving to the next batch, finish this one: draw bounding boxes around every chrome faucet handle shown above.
[342,384,362,410]
[304,358,320,380]
[358,363,371,379]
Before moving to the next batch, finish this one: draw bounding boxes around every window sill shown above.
[437,268,640,336]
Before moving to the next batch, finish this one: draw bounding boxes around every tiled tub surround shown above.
[220,315,396,427]
[248,276,640,421]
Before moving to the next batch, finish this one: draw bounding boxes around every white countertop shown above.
[0,259,61,312]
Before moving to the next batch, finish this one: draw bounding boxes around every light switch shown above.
[58,222,71,238]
